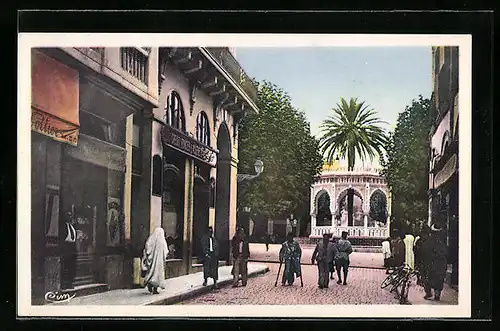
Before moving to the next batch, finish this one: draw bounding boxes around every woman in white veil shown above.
[141,227,169,294]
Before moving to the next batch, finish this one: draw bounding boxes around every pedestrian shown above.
[312,233,337,288]
[329,235,336,279]
[334,231,353,285]
[166,236,176,260]
[231,226,250,287]
[390,231,406,269]
[201,226,219,288]
[141,227,169,294]
[61,211,77,290]
[403,226,416,270]
[382,237,392,274]
[279,232,302,286]
[414,224,431,286]
[421,223,448,301]
[264,233,270,252]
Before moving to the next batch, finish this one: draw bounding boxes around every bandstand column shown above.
[310,214,317,237]
[364,214,368,236]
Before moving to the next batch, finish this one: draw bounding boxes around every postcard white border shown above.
[18,33,472,318]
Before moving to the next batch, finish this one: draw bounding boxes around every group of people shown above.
[140,225,251,294]
[311,231,353,288]
[276,231,353,289]
[381,222,448,301]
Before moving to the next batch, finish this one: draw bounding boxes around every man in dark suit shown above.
[201,226,219,288]
[61,211,77,290]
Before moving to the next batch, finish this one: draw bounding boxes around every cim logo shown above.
[45,291,76,304]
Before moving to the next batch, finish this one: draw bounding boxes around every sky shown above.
[234,47,432,167]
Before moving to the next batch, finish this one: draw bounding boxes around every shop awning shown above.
[161,125,218,167]
[31,49,80,146]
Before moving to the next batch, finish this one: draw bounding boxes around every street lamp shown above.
[237,158,264,182]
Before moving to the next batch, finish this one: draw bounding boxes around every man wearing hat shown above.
[334,231,353,285]
[201,226,219,289]
[421,222,448,301]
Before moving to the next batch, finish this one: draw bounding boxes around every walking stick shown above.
[274,261,283,286]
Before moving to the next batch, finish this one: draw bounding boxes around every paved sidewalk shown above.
[407,283,458,305]
[249,243,384,269]
[58,263,269,306]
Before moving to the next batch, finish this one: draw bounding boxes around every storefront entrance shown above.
[192,163,210,259]
[61,157,107,287]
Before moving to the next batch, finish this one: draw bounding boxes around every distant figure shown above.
[141,227,169,294]
[381,237,392,274]
[279,232,302,286]
[334,231,353,285]
[329,236,336,279]
[312,233,337,288]
[231,227,250,287]
[264,233,270,252]
[421,223,448,301]
[166,236,176,260]
[414,225,431,285]
[403,229,415,270]
[61,211,77,290]
[201,226,219,288]
[390,231,406,269]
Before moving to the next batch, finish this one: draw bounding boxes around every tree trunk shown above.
[347,188,354,226]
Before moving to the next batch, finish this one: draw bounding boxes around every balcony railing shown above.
[205,47,258,103]
[310,225,388,238]
[120,47,149,85]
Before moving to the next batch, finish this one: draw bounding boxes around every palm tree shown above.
[319,97,388,226]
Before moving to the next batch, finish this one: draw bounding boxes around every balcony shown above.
[204,47,258,103]
[159,47,259,115]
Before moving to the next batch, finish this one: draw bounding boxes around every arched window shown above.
[196,111,210,145]
[441,131,450,155]
[165,91,185,131]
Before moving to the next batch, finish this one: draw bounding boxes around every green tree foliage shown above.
[237,81,324,221]
[319,97,388,225]
[319,97,388,170]
[381,95,431,227]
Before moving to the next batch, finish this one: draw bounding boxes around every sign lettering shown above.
[32,108,79,145]
[162,126,217,167]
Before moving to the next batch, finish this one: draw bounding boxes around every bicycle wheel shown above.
[381,266,404,289]
[390,271,410,293]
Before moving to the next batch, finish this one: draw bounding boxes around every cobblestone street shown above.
[178,263,398,305]
[178,262,459,305]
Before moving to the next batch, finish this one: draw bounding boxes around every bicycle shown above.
[380,265,406,289]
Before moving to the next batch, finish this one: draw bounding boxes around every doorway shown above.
[61,157,107,287]
[215,124,231,263]
[192,163,210,259]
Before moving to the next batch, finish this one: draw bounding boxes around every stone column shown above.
[364,214,368,236]
[183,158,195,275]
[310,214,317,237]
[268,219,274,236]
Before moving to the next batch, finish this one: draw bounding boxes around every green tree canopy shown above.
[237,81,323,220]
[381,95,431,225]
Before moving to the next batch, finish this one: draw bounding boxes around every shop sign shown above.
[31,108,79,145]
[31,50,80,146]
[162,125,217,167]
[434,154,457,188]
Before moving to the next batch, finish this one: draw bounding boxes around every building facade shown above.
[428,46,459,287]
[309,162,391,244]
[30,46,258,304]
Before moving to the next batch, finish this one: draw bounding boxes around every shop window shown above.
[79,110,110,142]
[165,91,186,131]
[196,111,210,146]
[152,155,163,196]
[45,185,60,246]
